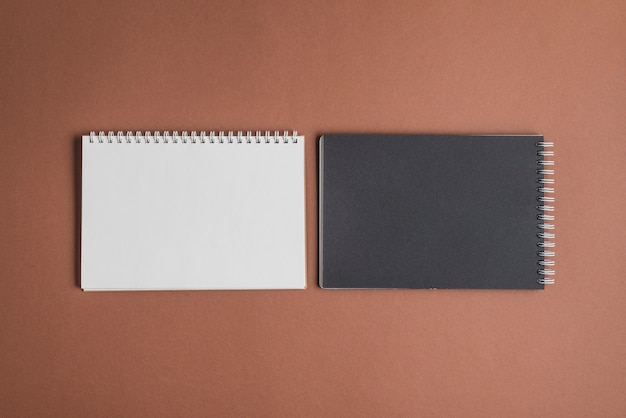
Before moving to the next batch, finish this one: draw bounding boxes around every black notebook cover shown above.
[319,134,555,289]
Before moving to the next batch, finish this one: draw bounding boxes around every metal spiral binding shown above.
[88,130,299,144]
[536,141,555,285]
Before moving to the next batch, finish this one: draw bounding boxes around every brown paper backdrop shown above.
[1,0,625,416]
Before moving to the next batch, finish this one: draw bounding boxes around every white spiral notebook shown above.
[81,131,306,291]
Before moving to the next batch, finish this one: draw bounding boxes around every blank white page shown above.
[81,132,306,290]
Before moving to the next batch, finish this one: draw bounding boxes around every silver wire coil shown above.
[88,130,300,144]
[536,141,556,285]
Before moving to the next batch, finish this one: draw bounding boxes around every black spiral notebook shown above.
[319,134,555,289]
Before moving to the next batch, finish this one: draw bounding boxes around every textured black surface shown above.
[319,134,544,289]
